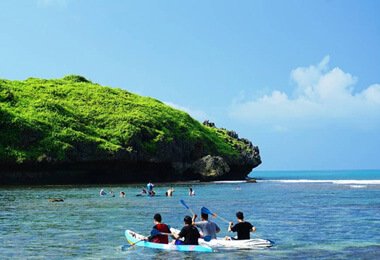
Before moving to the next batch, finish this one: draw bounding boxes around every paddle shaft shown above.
[202,206,230,224]
[180,200,195,216]
[130,238,145,246]
[214,214,230,224]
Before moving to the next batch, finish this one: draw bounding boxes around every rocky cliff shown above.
[0,75,261,184]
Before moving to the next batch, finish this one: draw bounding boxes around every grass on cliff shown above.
[0,75,244,163]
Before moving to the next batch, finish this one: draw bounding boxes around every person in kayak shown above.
[173,215,200,245]
[193,212,220,239]
[149,213,171,244]
[227,211,256,240]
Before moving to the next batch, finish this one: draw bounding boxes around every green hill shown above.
[0,75,261,184]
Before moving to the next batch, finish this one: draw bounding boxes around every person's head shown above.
[184,215,192,225]
[201,213,209,220]
[154,213,162,223]
[236,211,244,220]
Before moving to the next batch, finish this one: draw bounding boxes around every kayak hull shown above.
[199,237,274,249]
[170,227,273,250]
[125,230,213,253]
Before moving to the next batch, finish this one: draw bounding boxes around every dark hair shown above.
[184,215,192,225]
[236,211,244,220]
[201,213,209,220]
[154,213,162,222]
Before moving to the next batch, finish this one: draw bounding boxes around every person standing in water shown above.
[166,187,174,197]
[227,211,256,240]
[189,187,195,196]
[147,181,154,195]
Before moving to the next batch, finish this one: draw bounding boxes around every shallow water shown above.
[1,170,380,259]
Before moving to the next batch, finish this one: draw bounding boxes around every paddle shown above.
[151,229,212,242]
[129,229,164,246]
[180,199,195,215]
[201,206,230,224]
[129,238,146,246]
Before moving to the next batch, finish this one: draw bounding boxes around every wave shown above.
[258,179,380,185]
[212,180,247,184]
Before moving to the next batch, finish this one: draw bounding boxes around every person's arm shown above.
[248,222,256,232]
[228,222,234,232]
[215,223,221,233]
[173,227,185,239]
[192,214,197,224]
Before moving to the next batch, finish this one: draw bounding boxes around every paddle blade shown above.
[203,235,212,242]
[180,199,189,209]
[201,206,213,215]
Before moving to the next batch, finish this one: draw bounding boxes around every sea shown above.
[1,170,379,259]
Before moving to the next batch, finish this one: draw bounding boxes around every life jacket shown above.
[151,223,170,244]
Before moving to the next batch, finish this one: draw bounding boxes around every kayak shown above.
[170,228,273,250]
[199,237,274,249]
[125,230,213,253]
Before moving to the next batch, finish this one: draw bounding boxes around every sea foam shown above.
[258,179,380,185]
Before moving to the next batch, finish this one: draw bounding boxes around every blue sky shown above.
[1,0,379,170]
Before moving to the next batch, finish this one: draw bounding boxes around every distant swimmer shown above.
[189,187,195,196]
[166,187,174,197]
[109,190,115,197]
[120,191,126,197]
[100,189,107,196]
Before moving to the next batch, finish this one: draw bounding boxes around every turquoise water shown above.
[1,170,380,259]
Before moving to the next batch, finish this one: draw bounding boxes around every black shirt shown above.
[178,225,200,245]
[231,221,253,240]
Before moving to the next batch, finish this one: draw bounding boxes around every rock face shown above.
[0,76,261,184]
[192,155,230,180]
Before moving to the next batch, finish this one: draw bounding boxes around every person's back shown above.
[147,182,154,192]
[150,213,171,244]
[174,215,200,245]
[179,225,200,245]
[151,223,170,244]
[231,221,253,239]
[194,213,220,239]
[228,211,256,240]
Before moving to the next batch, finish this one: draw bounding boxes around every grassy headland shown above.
[0,75,260,184]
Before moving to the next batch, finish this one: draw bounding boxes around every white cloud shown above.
[229,56,380,131]
[164,101,208,122]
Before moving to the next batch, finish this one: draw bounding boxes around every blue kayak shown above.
[125,230,213,253]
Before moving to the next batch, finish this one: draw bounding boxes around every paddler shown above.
[227,211,256,240]
[173,216,200,245]
[193,210,220,239]
[149,213,171,244]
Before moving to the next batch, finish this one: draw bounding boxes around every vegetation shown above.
[0,75,254,165]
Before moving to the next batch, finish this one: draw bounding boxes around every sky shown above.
[1,0,379,171]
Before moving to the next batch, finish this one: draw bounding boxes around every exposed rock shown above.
[192,155,230,181]
[202,120,215,128]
